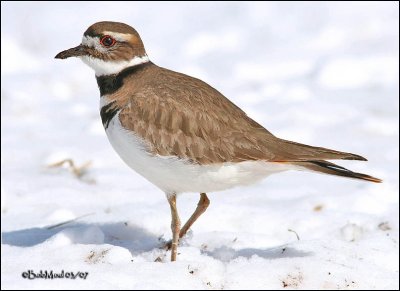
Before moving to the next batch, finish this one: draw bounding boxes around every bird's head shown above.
[55,21,149,76]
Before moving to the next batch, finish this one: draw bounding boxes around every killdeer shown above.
[55,21,381,262]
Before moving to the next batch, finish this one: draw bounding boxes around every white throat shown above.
[80,55,149,76]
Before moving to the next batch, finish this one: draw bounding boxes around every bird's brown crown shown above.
[84,21,140,38]
[82,21,147,61]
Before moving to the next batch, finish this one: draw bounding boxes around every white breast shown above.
[103,108,291,194]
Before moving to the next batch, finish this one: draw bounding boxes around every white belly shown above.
[105,112,290,194]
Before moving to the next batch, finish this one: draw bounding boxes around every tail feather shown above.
[291,160,382,183]
[275,139,368,161]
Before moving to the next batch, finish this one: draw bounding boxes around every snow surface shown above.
[1,2,399,290]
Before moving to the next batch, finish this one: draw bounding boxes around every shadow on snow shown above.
[2,223,313,261]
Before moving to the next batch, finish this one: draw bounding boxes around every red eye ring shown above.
[100,35,116,47]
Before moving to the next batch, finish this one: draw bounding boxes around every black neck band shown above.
[96,61,151,96]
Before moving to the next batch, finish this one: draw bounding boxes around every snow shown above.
[1,2,399,290]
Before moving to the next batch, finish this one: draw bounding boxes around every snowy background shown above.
[1,2,399,289]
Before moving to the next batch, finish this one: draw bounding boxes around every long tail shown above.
[273,138,368,161]
[290,160,382,183]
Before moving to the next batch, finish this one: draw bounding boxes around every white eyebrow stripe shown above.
[101,31,133,42]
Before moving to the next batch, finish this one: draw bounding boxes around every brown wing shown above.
[118,64,365,164]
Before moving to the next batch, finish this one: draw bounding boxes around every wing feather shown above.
[118,64,365,164]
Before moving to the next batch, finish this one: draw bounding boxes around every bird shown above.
[55,21,381,262]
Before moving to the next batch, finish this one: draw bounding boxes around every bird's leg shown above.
[167,194,181,261]
[179,193,210,239]
[163,193,210,250]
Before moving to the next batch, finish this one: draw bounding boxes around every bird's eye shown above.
[100,35,116,47]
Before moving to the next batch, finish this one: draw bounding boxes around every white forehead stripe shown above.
[82,35,99,48]
[80,55,149,76]
[81,35,108,53]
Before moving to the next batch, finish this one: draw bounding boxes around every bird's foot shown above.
[159,231,192,250]
[162,239,173,250]
[158,236,174,250]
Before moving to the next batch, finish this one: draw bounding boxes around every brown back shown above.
[106,63,365,164]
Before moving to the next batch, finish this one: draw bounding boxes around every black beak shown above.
[55,44,88,59]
